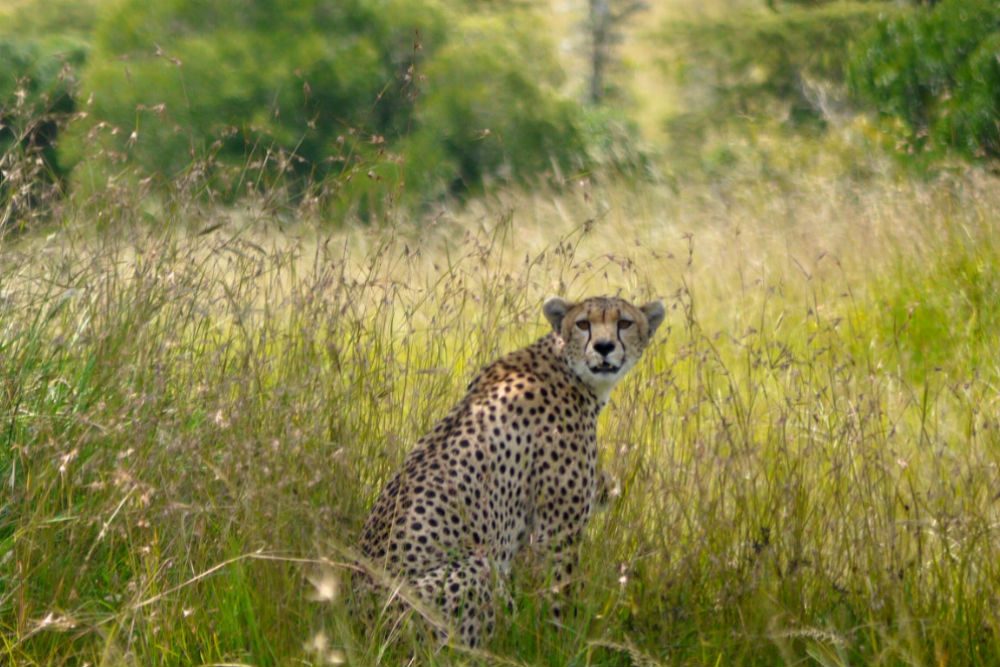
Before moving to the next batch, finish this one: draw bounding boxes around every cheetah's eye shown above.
[618,320,633,330]
[575,320,590,331]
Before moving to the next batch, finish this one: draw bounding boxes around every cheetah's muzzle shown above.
[590,362,621,374]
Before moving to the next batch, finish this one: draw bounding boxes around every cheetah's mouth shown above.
[590,362,621,375]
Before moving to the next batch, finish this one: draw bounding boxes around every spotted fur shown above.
[355,296,665,646]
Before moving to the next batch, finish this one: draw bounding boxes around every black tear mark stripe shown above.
[615,309,627,352]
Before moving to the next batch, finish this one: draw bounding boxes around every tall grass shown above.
[2,166,999,665]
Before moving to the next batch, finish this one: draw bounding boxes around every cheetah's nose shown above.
[593,340,615,357]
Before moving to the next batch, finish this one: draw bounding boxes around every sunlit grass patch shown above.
[2,169,1000,665]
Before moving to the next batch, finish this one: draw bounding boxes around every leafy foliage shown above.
[0,0,101,37]
[661,4,892,122]
[61,0,594,212]
[0,35,87,230]
[65,0,444,185]
[0,35,87,156]
[848,0,1000,160]
[408,13,585,194]
[656,3,895,170]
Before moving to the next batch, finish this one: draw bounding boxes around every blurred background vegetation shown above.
[2,0,994,228]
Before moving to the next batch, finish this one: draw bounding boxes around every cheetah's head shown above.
[543,295,665,402]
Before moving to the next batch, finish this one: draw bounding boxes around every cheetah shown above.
[355,295,665,647]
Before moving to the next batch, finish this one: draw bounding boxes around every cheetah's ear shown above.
[641,300,666,335]
[543,297,571,333]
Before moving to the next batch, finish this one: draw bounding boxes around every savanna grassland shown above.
[5,169,1000,666]
[3,1,1000,666]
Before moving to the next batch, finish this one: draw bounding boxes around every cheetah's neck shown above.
[540,333,610,409]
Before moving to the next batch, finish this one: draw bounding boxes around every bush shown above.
[659,3,893,129]
[405,13,586,195]
[848,0,1000,160]
[63,0,445,192]
[0,0,101,37]
[0,35,87,230]
[62,0,596,214]
[655,2,897,175]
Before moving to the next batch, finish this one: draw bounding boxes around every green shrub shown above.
[660,3,893,129]
[655,2,896,175]
[575,106,652,177]
[407,13,586,195]
[0,0,101,37]
[0,35,87,230]
[63,0,445,193]
[62,0,597,214]
[0,35,87,158]
[848,0,1000,160]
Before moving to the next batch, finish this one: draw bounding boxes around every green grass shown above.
[2,166,1000,666]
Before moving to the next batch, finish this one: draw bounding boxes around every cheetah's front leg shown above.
[531,526,583,626]
[595,468,618,510]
